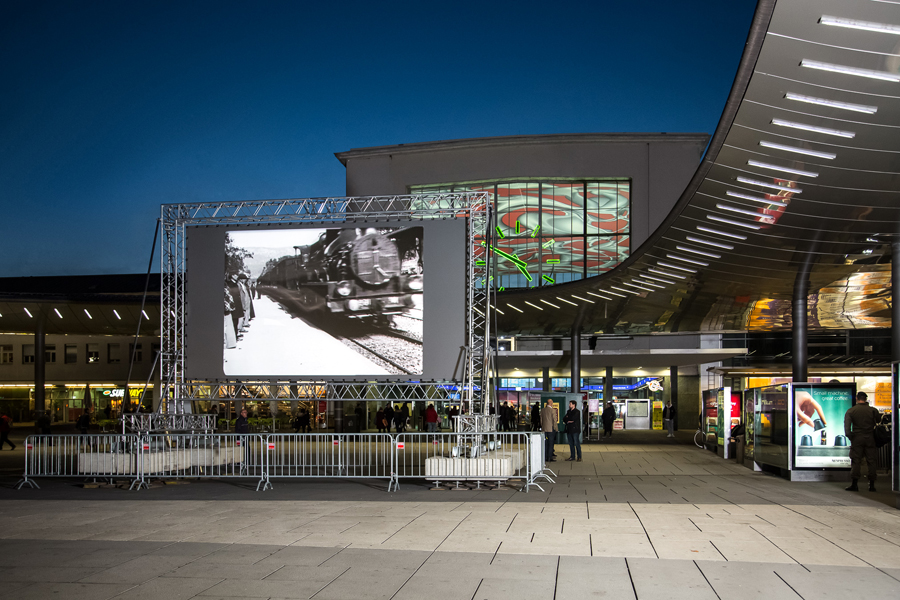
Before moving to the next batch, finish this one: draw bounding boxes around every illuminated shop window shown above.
[410,179,630,289]
[86,343,99,364]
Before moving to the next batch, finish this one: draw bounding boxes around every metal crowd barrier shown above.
[17,431,542,493]
[139,433,269,491]
[18,434,142,490]
[394,431,539,490]
[265,433,395,488]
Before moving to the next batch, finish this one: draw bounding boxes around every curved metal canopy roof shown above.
[496,0,899,336]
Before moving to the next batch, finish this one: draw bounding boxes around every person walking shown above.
[563,400,582,462]
[844,391,881,492]
[663,401,676,438]
[0,414,15,450]
[424,404,439,433]
[540,400,558,463]
[376,406,386,433]
[601,402,616,439]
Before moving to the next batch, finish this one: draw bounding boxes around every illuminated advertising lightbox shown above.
[185,219,464,381]
[793,384,855,469]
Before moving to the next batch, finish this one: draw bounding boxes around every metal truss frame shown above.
[160,193,491,413]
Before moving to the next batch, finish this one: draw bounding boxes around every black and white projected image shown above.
[223,226,424,376]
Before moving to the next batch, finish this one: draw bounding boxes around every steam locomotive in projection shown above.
[257,226,423,319]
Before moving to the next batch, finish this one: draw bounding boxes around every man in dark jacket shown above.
[601,402,616,439]
[235,408,250,434]
[531,403,540,431]
[663,401,676,438]
[564,401,582,462]
[844,391,881,492]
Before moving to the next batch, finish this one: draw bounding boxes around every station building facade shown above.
[336,133,895,431]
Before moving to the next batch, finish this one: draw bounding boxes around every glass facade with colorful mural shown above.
[410,180,630,289]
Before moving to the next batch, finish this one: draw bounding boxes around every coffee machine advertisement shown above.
[793,384,855,469]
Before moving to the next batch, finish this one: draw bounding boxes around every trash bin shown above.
[735,435,745,463]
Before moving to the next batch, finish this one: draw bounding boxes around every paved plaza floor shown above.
[1,429,899,599]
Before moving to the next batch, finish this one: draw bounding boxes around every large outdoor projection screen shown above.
[185,220,465,380]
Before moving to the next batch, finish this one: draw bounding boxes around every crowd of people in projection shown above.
[224,273,259,349]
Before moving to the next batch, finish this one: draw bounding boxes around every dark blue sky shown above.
[1,0,759,277]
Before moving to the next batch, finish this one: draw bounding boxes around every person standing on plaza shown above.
[376,406,386,433]
[601,401,616,439]
[844,391,881,492]
[0,413,15,450]
[663,400,676,438]
[425,403,439,433]
[564,400,582,462]
[540,400,558,462]
[531,403,541,431]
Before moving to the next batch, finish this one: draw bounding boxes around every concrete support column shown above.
[334,401,343,433]
[34,313,46,416]
[542,367,550,392]
[571,329,581,393]
[604,367,613,406]
[894,239,900,362]
[670,365,679,431]
[792,269,810,383]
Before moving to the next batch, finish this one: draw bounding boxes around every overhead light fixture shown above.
[84,309,93,319]
[524,301,544,311]
[142,310,149,319]
[667,253,709,267]
[686,235,734,250]
[819,15,900,35]
[610,285,640,296]
[726,190,787,206]
[707,215,762,230]
[586,291,614,300]
[657,260,696,273]
[783,92,877,115]
[758,140,837,160]
[771,117,855,138]
[492,305,505,315]
[747,160,818,178]
[675,245,721,259]
[648,268,686,280]
[604,290,627,298]
[113,309,121,320]
[736,176,802,193]
[800,58,900,82]
[54,308,63,318]
[507,304,523,313]
[716,203,776,221]
[638,274,677,285]
[571,295,595,303]
[695,226,746,241]
[622,281,656,292]
[541,299,561,309]
[556,297,578,306]
[24,308,33,318]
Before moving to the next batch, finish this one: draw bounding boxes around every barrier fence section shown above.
[264,433,396,490]
[19,431,541,493]
[18,434,142,490]
[394,431,536,490]
[139,433,269,491]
